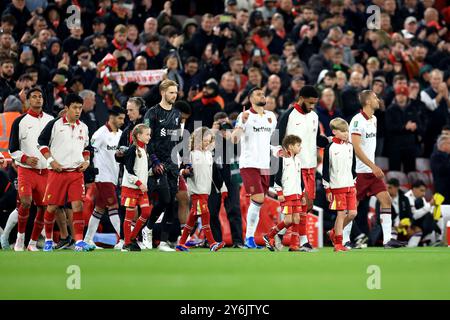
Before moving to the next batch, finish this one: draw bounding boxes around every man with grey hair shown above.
[431,134,450,204]
[341,71,364,121]
[79,90,99,138]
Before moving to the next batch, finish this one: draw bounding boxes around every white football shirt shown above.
[349,111,377,174]
[236,108,277,169]
[91,124,122,184]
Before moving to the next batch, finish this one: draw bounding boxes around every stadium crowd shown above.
[0,0,450,252]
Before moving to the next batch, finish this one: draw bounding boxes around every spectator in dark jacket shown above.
[3,0,32,39]
[385,85,423,173]
[316,88,343,137]
[430,134,450,204]
[341,71,363,121]
[184,13,219,59]
[186,79,222,133]
[41,37,63,74]
[307,43,335,84]
[0,58,16,112]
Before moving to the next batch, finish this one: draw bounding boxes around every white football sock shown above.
[343,221,352,244]
[245,201,262,238]
[108,208,121,236]
[408,232,422,247]
[2,208,18,239]
[380,213,392,245]
[300,235,308,246]
[84,210,102,243]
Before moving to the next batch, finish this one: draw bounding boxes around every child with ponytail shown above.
[176,127,225,252]
[120,124,152,251]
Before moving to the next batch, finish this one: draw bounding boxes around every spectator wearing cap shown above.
[385,85,424,173]
[316,87,343,137]
[82,17,107,48]
[186,78,223,133]
[402,16,418,41]
[420,69,450,156]
[225,0,238,15]
[184,13,219,59]
[0,95,22,158]
[423,26,441,56]
[257,0,278,21]
[430,134,450,204]
[248,9,265,32]
[72,46,97,89]
[40,37,63,74]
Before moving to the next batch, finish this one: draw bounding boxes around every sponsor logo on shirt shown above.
[365,132,376,138]
[107,145,118,151]
[252,126,272,133]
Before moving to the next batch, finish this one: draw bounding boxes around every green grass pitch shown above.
[1,247,449,300]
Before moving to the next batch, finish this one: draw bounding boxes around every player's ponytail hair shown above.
[190,127,214,151]
[132,124,149,158]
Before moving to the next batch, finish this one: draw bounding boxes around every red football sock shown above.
[30,207,45,241]
[179,211,197,245]
[17,205,30,234]
[44,210,55,240]
[290,223,299,249]
[268,221,286,238]
[130,206,152,240]
[299,214,307,236]
[335,235,343,246]
[200,212,216,245]
[72,211,85,242]
[124,208,135,245]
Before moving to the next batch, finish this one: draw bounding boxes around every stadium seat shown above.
[415,158,431,173]
[386,171,410,190]
[375,157,389,172]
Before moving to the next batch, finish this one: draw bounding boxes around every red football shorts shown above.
[301,168,316,200]
[95,182,118,208]
[356,173,387,201]
[190,194,210,216]
[178,175,187,192]
[43,171,85,206]
[17,166,48,206]
[121,186,150,208]
[281,194,304,215]
[240,168,270,195]
[329,187,357,211]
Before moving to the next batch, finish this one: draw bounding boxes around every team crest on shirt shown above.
[354,121,358,127]
[268,118,272,124]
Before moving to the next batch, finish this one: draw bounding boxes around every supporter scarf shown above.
[112,39,127,51]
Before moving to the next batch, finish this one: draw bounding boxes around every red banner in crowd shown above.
[111,69,166,86]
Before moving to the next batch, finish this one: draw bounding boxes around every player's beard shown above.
[256,101,266,107]
[301,102,311,113]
